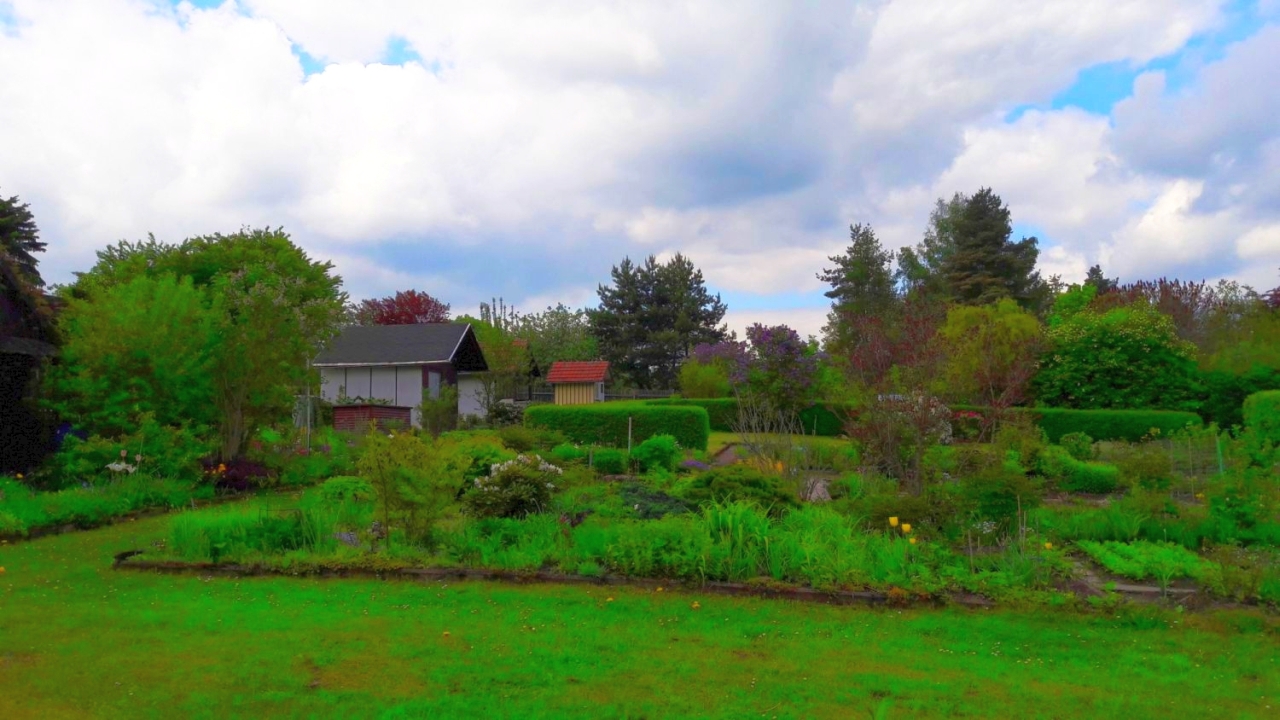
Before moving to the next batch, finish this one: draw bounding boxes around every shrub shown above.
[960,468,1043,533]
[420,384,459,437]
[549,443,586,465]
[591,448,627,475]
[358,433,466,544]
[630,434,680,473]
[618,481,690,519]
[442,433,515,481]
[49,414,213,487]
[647,398,856,437]
[497,424,566,453]
[525,403,711,451]
[1058,432,1096,461]
[319,476,376,504]
[681,465,798,515]
[1242,390,1280,447]
[1036,446,1120,494]
[202,457,274,492]
[1114,445,1175,490]
[462,454,562,519]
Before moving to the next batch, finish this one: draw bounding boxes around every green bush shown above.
[1058,432,1096,461]
[590,448,627,475]
[1037,446,1120,494]
[960,468,1043,533]
[49,414,213,486]
[524,402,710,451]
[549,443,586,465]
[647,398,738,431]
[630,434,680,473]
[680,466,798,515]
[462,454,562,519]
[618,481,690,519]
[1201,367,1280,429]
[1114,445,1175,490]
[442,433,516,481]
[319,476,376,504]
[357,433,466,544]
[497,424,567,453]
[1242,391,1280,446]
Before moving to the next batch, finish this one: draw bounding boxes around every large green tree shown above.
[591,254,728,389]
[895,193,966,297]
[515,303,597,371]
[942,188,1045,307]
[818,223,897,350]
[1034,302,1203,412]
[57,228,346,458]
[0,191,46,287]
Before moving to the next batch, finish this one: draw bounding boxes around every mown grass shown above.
[1,500,1277,719]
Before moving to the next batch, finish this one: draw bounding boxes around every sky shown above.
[2,0,1279,338]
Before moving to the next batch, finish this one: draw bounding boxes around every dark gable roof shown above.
[314,323,487,370]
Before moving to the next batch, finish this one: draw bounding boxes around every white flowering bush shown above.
[462,453,563,519]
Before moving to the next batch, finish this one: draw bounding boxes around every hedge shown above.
[1243,390,1280,446]
[951,405,1203,443]
[1037,446,1120,494]
[524,402,710,451]
[647,398,856,437]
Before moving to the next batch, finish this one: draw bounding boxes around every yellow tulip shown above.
[1044,542,1053,550]
[908,538,917,545]
[606,597,614,602]
[889,517,899,527]
[901,523,912,534]
[691,601,701,610]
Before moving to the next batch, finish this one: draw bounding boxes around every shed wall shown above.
[554,383,598,406]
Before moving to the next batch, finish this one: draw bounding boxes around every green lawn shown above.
[1,505,1277,719]
[707,432,852,457]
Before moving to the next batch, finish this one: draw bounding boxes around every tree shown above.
[942,188,1045,308]
[1034,302,1203,412]
[938,300,1044,434]
[515,303,598,371]
[455,315,528,421]
[896,193,966,298]
[591,254,728,388]
[62,228,347,458]
[0,191,46,287]
[46,275,220,437]
[354,289,450,325]
[818,223,897,349]
[743,324,822,412]
[1084,264,1117,293]
[1093,277,1226,349]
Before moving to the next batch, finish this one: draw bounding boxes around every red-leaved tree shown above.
[355,290,451,325]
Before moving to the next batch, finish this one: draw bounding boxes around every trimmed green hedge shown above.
[1243,391,1280,446]
[648,398,856,437]
[951,405,1203,443]
[1037,446,1120,494]
[524,402,710,451]
[648,398,739,432]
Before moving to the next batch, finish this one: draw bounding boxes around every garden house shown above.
[313,323,489,427]
[546,360,610,405]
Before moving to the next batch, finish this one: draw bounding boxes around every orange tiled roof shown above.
[546,360,609,384]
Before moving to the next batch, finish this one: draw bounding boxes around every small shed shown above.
[546,361,609,405]
[313,323,489,425]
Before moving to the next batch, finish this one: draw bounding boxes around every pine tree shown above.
[0,191,46,287]
[590,254,728,388]
[1084,264,1118,293]
[818,223,897,349]
[942,188,1044,307]
[896,193,966,298]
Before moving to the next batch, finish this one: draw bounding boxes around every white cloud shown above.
[724,307,828,342]
[0,0,1274,322]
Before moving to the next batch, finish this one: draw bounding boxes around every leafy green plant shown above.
[681,466,798,515]
[1058,432,1096,461]
[630,434,680,473]
[617,481,689,519]
[1036,446,1120,494]
[1114,444,1175,490]
[462,454,562,519]
[549,442,586,465]
[319,476,376,504]
[590,448,627,475]
[1075,540,1211,588]
[357,433,465,544]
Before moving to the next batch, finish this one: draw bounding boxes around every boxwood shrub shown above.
[524,402,710,451]
[1037,446,1121,494]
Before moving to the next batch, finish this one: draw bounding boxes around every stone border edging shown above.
[114,558,999,608]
